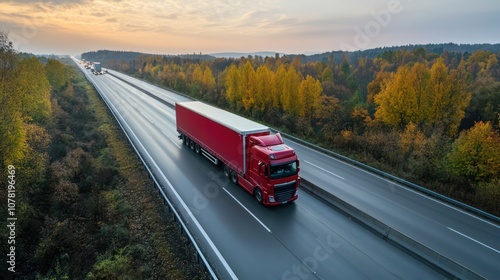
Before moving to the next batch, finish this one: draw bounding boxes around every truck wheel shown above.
[230,171,238,184]
[195,144,201,154]
[254,188,263,204]
[223,165,231,178]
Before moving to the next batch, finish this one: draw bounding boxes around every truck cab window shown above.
[270,161,297,179]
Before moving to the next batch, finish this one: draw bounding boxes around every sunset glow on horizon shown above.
[1,0,499,55]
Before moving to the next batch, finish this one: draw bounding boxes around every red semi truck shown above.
[176,101,300,206]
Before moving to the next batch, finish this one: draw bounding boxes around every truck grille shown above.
[274,181,296,202]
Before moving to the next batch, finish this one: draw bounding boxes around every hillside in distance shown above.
[210,51,286,58]
[81,43,500,67]
[81,50,214,67]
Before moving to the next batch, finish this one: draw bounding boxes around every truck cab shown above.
[247,133,300,205]
[176,101,300,206]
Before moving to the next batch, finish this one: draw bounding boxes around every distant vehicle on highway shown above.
[94,62,102,74]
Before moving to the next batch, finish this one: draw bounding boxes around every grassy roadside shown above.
[82,68,209,279]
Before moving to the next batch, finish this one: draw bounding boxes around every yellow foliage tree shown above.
[0,33,52,168]
[447,121,500,182]
[282,65,301,116]
[428,58,471,135]
[274,64,287,110]
[202,66,215,91]
[298,75,322,121]
[45,58,67,92]
[255,65,275,113]
[374,65,415,128]
[225,64,242,111]
[399,122,426,159]
[240,60,256,111]
[192,64,203,84]
[0,34,24,167]
[16,57,52,123]
[374,59,470,135]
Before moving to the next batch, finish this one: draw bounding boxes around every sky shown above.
[0,0,499,55]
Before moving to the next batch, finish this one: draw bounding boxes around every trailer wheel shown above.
[189,139,195,150]
[223,165,231,178]
[182,135,187,145]
[254,188,263,204]
[230,171,238,184]
[195,144,201,154]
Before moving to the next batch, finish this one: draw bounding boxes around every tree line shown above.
[97,46,499,215]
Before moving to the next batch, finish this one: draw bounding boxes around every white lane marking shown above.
[93,81,238,279]
[139,111,154,124]
[448,227,500,254]
[223,188,272,233]
[162,130,181,149]
[304,160,344,180]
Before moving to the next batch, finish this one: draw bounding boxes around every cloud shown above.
[1,0,499,54]
[0,0,90,4]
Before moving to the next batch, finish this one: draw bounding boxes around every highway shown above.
[74,59,498,279]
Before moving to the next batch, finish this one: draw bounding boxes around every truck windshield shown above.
[269,161,298,179]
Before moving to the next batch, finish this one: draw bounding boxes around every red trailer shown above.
[176,101,299,205]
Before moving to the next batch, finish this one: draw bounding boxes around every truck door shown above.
[249,157,265,187]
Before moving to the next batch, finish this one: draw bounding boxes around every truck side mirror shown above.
[259,164,267,176]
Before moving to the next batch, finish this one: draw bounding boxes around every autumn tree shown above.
[240,60,256,111]
[281,65,301,116]
[225,64,243,111]
[374,59,470,135]
[0,32,25,168]
[321,67,334,82]
[366,70,390,108]
[374,64,418,128]
[298,75,322,122]
[467,50,498,79]
[17,57,52,123]
[45,58,68,92]
[399,122,426,160]
[254,65,275,113]
[447,121,500,184]
[427,58,471,135]
[315,95,341,141]
[202,66,216,91]
[191,64,203,84]
[274,64,287,110]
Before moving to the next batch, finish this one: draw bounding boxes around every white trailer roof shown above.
[177,101,269,135]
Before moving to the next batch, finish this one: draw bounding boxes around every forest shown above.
[84,45,500,215]
[1,32,207,279]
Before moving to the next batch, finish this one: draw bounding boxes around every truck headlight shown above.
[268,196,275,203]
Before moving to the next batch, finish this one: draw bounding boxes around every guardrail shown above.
[107,70,194,103]
[75,61,219,279]
[272,128,500,225]
[300,178,486,280]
